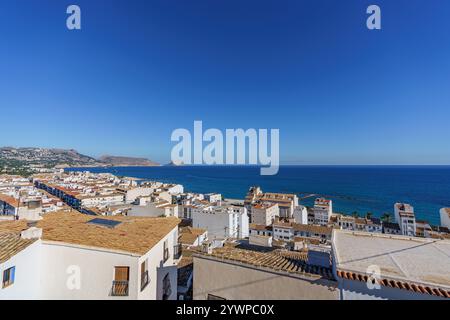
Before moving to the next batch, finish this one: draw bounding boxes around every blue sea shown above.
[66,165,450,225]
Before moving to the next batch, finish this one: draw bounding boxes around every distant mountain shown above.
[99,155,160,167]
[165,160,184,166]
[0,147,101,169]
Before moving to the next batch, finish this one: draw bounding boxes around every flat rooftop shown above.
[333,230,450,291]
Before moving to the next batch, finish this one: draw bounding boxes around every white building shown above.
[251,203,279,226]
[163,184,184,195]
[272,221,333,244]
[394,203,416,237]
[440,208,450,229]
[244,187,298,219]
[192,205,249,239]
[293,205,308,225]
[313,198,333,226]
[204,193,222,204]
[118,187,156,204]
[127,200,178,218]
[0,211,180,300]
[78,193,125,208]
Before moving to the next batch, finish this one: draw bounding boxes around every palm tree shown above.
[381,212,392,223]
[351,211,359,218]
[366,212,373,219]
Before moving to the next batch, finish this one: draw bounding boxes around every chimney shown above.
[21,221,42,240]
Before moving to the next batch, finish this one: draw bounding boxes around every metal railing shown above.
[111,280,129,296]
[173,244,182,260]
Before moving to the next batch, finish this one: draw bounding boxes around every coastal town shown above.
[0,170,449,300]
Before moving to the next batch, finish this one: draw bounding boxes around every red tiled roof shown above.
[336,270,450,299]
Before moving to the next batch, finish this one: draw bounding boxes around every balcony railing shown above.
[111,280,129,296]
[140,271,149,291]
[173,244,182,260]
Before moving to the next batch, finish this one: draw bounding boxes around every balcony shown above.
[111,280,129,296]
[140,271,149,291]
[173,244,182,260]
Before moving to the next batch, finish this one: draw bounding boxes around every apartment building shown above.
[117,186,156,204]
[126,200,179,218]
[251,203,279,226]
[204,193,222,204]
[192,204,249,239]
[293,205,308,224]
[77,193,125,208]
[249,224,273,237]
[313,198,333,226]
[333,214,382,233]
[245,186,298,218]
[382,222,401,235]
[333,230,450,300]
[0,211,181,300]
[394,203,416,236]
[273,221,333,244]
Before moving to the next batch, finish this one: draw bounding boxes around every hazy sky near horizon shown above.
[1,0,449,164]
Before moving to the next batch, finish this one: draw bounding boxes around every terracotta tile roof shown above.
[273,221,333,236]
[0,193,19,208]
[0,211,180,256]
[0,220,26,234]
[0,233,37,264]
[196,246,334,280]
[179,227,206,245]
[336,270,450,298]
[249,224,273,231]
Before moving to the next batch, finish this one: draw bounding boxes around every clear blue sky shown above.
[1,0,449,164]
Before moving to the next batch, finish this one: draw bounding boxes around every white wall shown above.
[193,209,248,239]
[293,206,308,225]
[0,241,41,300]
[125,187,155,203]
[339,278,446,300]
[440,208,450,229]
[193,212,232,239]
[37,227,179,300]
[39,243,139,300]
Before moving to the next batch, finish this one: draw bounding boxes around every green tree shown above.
[381,213,392,223]
[351,211,359,218]
[366,212,373,219]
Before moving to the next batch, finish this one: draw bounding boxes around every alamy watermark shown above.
[66,265,81,290]
[366,264,381,290]
[65,4,381,31]
[171,121,280,175]
[66,5,81,30]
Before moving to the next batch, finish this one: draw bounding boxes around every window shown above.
[111,266,129,296]
[2,267,15,288]
[140,260,149,291]
[163,239,169,262]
